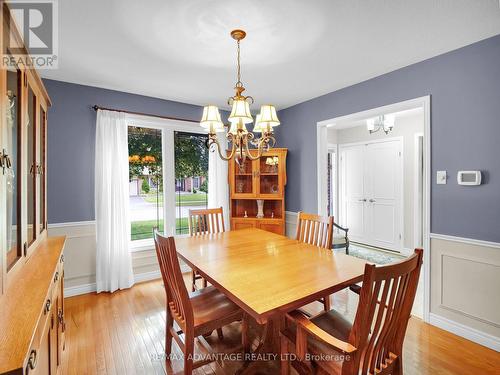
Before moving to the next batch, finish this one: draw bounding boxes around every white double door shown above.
[339,139,403,252]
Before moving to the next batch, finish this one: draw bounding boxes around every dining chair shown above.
[154,232,246,374]
[188,207,225,291]
[295,211,334,310]
[280,248,423,375]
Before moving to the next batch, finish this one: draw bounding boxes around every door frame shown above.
[338,137,404,252]
[316,95,431,323]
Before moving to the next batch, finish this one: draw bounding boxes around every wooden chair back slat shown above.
[295,211,334,249]
[189,207,225,236]
[154,232,193,330]
[346,249,423,375]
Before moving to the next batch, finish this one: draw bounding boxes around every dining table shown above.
[174,227,367,370]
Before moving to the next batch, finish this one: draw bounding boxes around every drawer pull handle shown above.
[45,299,51,314]
[58,309,64,324]
[28,349,37,370]
[54,271,59,282]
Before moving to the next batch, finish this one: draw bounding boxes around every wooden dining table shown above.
[175,227,367,369]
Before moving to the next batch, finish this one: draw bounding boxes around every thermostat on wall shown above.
[457,171,482,186]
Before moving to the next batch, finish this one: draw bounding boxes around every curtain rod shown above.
[92,105,199,124]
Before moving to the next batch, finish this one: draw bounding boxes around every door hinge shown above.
[399,234,402,239]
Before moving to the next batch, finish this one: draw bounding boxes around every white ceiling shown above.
[42,0,500,110]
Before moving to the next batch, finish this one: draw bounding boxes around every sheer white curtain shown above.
[95,110,134,293]
[208,148,230,228]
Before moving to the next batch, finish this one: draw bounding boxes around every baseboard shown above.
[134,270,161,284]
[64,282,97,298]
[64,270,162,298]
[429,313,500,352]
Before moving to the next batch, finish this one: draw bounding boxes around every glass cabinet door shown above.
[27,84,37,246]
[258,152,283,196]
[39,106,46,233]
[232,158,256,197]
[2,61,22,270]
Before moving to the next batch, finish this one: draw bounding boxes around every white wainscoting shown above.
[285,211,298,238]
[430,233,500,351]
[48,221,165,298]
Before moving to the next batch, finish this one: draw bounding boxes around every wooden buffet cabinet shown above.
[229,148,287,235]
[0,2,66,374]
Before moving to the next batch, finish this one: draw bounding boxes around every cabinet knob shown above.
[54,271,59,282]
[27,349,37,370]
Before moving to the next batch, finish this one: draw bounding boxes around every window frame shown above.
[126,114,204,251]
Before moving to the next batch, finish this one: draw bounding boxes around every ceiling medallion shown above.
[200,29,280,164]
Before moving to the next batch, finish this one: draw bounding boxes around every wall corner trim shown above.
[429,313,500,352]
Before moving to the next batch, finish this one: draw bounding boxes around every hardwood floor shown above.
[62,278,499,375]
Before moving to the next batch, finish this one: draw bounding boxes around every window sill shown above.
[129,234,191,252]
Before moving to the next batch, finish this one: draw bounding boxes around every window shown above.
[174,131,208,235]
[128,126,164,241]
[127,118,208,244]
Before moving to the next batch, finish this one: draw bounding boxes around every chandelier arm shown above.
[242,136,264,161]
[209,136,234,161]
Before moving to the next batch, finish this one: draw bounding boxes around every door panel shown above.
[365,141,402,250]
[340,145,366,241]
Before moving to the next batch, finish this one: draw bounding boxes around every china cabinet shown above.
[228,148,287,235]
[0,2,66,374]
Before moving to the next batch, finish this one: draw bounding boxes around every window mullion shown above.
[162,128,176,236]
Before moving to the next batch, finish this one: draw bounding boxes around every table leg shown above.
[236,313,284,374]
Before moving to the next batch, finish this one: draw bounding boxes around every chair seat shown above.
[283,309,353,374]
[190,286,242,335]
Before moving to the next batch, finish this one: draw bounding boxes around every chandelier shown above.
[199,29,280,163]
[366,114,395,135]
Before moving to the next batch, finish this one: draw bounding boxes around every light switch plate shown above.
[436,171,447,184]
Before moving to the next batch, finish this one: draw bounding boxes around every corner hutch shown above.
[229,148,287,235]
[0,2,66,374]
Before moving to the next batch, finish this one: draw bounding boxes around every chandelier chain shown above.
[236,39,242,87]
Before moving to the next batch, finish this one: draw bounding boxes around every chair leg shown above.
[191,270,197,292]
[202,277,208,288]
[393,356,403,375]
[216,328,224,340]
[323,295,331,311]
[165,311,173,359]
[242,314,250,354]
[184,332,194,374]
[280,334,290,375]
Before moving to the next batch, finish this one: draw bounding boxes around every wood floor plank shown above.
[61,278,500,375]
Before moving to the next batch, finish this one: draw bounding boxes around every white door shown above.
[340,145,366,241]
[365,141,402,250]
[340,140,402,251]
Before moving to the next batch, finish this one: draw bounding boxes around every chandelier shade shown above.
[258,105,280,127]
[200,105,225,133]
[228,99,253,124]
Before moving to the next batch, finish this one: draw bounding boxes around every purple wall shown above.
[276,34,500,242]
[44,80,204,223]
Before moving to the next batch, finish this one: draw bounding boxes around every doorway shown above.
[316,96,430,321]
